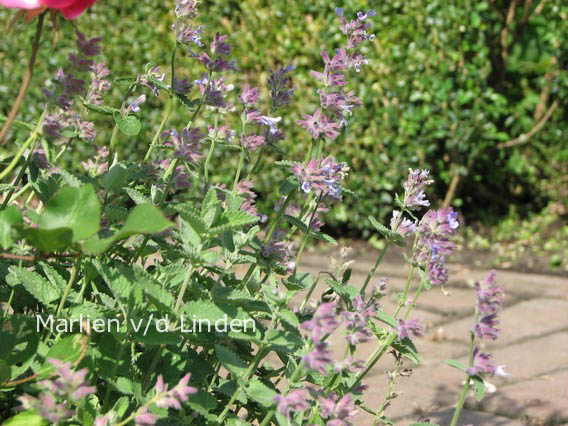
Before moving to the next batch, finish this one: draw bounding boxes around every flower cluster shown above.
[18,359,95,424]
[301,301,341,374]
[274,389,311,419]
[290,156,349,201]
[298,8,374,138]
[415,207,460,285]
[402,169,433,210]
[318,392,358,426]
[268,65,296,109]
[133,374,197,425]
[163,128,204,164]
[396,318,425,340]
[343,294,376,345]
[466,271,508,377]
[43,31,110,143]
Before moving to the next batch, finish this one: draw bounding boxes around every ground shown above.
[296,244,568,426]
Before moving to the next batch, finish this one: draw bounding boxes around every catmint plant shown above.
[0,2,509,426]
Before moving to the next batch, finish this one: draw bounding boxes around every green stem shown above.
[203,138,216,184]
[359,242,391,295]
[174,265,193,313]
[144,97,173,162]
[0,110,45,182]
[450,333,475,426]
[232,149,246,194]
[0,145,36,210]
[245,147,263,181]
[298,275,320,312]
[108,123,119,165]
[293,194,323,274]
[54,258,80,318]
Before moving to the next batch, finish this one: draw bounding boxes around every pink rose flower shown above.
[0,0,97,19]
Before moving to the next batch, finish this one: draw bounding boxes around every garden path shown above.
[297,247,568,426]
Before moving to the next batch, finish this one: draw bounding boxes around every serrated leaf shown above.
[313,231,337,245]
[0,205,22,249]
[376,309,397,328]
[113,112,141,136]
[368,215,406,246]
[9,266,61,305]
[274,160,295,167]
[125,188,151,205]
[215,344,248,380]
[279,176,299,195]
[392,337,421,364]
[210,210,258,234]
[245,378,277,407]
[83,102,116,115]
[38,184,101,243]
[102,162,134,192]
[176,93,197,111]
[283,215,308,233]
[187,389,218,416]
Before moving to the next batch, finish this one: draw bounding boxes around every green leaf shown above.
[444,359,468,372]
[101,162,134,192]
[83,102,117,116]
[279,176,299,195]
[82,204,174,254]
[0,205,22,249]
[210,210,259,234]
[245,378,277,407]
[9,267,61,305]
[3,411,47,426]
[125,188,151,204]
[113,112,141,136]
[376,310,397,328]
[368,216,406,246]
[37,335,85,378]
[283,215,308,233]
[471,374,486,401]
[392,337,421,364]
[0,359,11,383]
[38,184,101,243]
[215,344,248,380]
[22,227,73,252]
[312,231,337,245]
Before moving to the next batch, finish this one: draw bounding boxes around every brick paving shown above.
[300,249,568,425]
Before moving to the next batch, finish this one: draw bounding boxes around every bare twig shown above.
[497,101,559,149]
[500,0,518,63]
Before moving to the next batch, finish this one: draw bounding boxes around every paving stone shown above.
[404,407,526,426]
[439,299,568,346]
[466,370,568,425]
[410,286,476,317]
[448,266,568,299]
[456,332,568,383]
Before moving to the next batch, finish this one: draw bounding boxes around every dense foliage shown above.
[1,0,566,234]
[0,2,511,425]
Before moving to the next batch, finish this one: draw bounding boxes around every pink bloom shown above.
[1,0,98,20]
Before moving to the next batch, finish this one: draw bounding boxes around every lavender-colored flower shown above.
[297,108,341,140]
[19,393,74,424]
[333,356,365,374]
[77,117,96,141]
[75,31,102,57]
[235,180,266,222]
[268,65,296,108]
[164,128,204,164]
[336,7,376,51]
[175,0,198,19]
[27,148,49,169]
[259,115,282,135]
[192,51,236,72]
[303,342,333,374]
[241,134,265,151]
[173,77,192,95]
[126,95,147,113]
[153,373,197,410]
[273,389,310,418]
[302,301,341,342]
[290,156,349,201]
[372,278,388,299]
[173,22,204,46]
[210,32,232,56]
[396,318,424,340]
[94,415,110,426]
[174,166,192,190]
[194,74,234,108]
[134,407,158,426]
[319,392,358,426]
[343,294,376,345]
[318,89,362,122]
[86,62,111,105]
[262,230,294,272]
[403,169,433,210]
[472,271,504,340]
[239,84,260,106]
[390,210,417,236]
[138,66,165,96]
[466,347,497,376]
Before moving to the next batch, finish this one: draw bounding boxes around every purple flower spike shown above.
[466,347,497,376]
[473,270,504,340]
[319,392,358,426]
[303,342,333,374]
[301,301,341,342]
[153,373,197,411]
[134,407,158,425]
[403,168,433,210]
[297,108,341,140]
[396,318,425,340]
[274,389,310,418]
[239,84,260,106]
